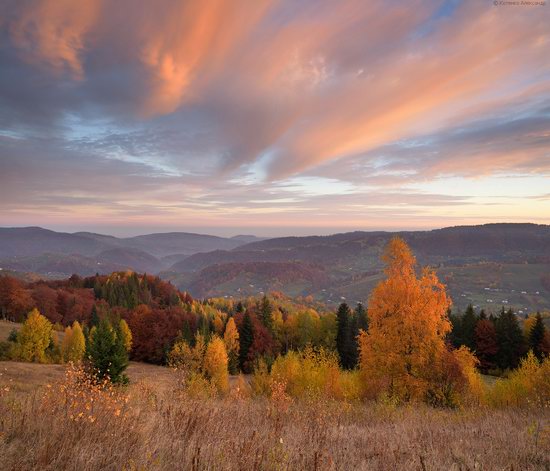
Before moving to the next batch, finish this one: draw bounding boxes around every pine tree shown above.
[529,312,547,361]
[197,315,211,342]
[87,319,129,383]
[260,295,273,332]
[90,305,100,327]
[181,318,194,346]
[235,301,244,314]
[448,311,463,348]
[495,308,525,370]
[336,303,355,369]
[355,302,369,332]
[238,312,254,372]
[461,304,478,351]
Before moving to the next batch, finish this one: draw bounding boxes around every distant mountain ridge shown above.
[173,223,550,273]
[0,227,266,276]
[1,224,549,313]
[162,224,550,312]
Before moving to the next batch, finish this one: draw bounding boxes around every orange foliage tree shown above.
[358,237,454,402]
[223,317,240,374]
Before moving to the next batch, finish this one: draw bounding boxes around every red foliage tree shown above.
[31,284,61,323]
[126,304,187,363]
[475,319,498,371]
[0,276,34,322]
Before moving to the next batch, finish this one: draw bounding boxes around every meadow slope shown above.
[0,361,548,471]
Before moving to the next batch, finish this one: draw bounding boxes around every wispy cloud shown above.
[0,0,549,234]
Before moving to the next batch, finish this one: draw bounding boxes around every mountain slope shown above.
[0,227,260,275]
[164,224,550,312]
[176,224,550,273]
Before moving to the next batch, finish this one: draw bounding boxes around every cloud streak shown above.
[0,0,549,234]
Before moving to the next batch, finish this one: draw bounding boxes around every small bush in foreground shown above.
[487,352,550,408]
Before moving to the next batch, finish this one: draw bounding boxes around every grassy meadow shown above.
[0,359,548,471]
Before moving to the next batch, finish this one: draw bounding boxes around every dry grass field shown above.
[0,360,176,394]
[0,360,548,470]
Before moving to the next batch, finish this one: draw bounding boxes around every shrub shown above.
[250,358,272,396]
[7,328,18,342]
[256,347,360,401]
[0,340,11,360]
[168,334,206,375]
[487,352,550,408]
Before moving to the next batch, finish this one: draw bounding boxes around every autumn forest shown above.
[1,238,548,469]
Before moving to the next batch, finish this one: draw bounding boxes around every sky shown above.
[0,0,549,237]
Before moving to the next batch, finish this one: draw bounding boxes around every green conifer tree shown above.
[238,311,254,372]
[336,303,355,369]
[495,308,525,370]
[529,312,547,361]
[260,295,273,332]
[87,318,129,383]
[90,305,100,327]
[461,304,478,351]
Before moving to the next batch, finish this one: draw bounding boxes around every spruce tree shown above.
[90,305,100,328]
[181,318,194,346]
[260,295,273,332]
[448,311,463,348]
[336,303,355,369]
[349,311,359,368]
[529,312,547,361]
[87,319,129,383]
[355,303,369,332]
[495,308,525,370]
[238,311,254,372]
[461,304,478,351]
[235,301,244,314]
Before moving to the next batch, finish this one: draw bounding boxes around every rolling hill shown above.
[0,227,264,277]
[1,224,549,313]
[163,224,550,313]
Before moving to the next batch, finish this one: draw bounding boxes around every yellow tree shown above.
[213,314,225,336]
[223,317,240,374]
[168,333,206,374]
[203,336,229,394]
[62,321,86,362]
[358,237,451,402]
[119,319,133,353]
[15,308,53,363]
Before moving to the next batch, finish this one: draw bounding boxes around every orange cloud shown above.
[8,0,102,79]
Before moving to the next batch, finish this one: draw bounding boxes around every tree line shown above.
[1,245,548,392]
